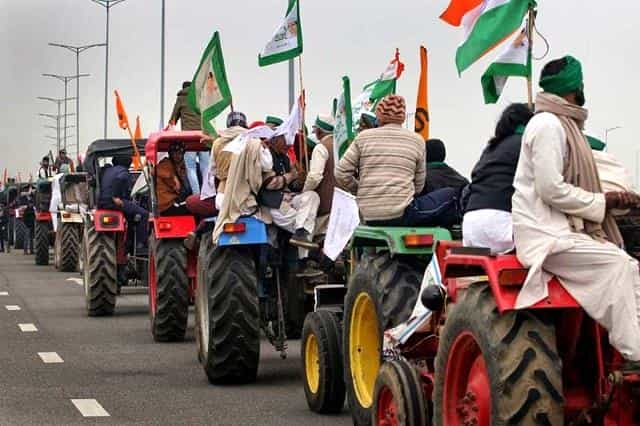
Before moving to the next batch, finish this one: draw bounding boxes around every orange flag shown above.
[134,116,142,140]
[414,46,430,141]
[114,90,130,130]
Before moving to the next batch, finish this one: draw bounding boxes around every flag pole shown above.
[297,55,309,171]
[526,7,535,108]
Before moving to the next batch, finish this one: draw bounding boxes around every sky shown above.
[1,0,639,185]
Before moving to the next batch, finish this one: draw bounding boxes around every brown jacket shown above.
[315,136,336,216]
[155,158,185,212]
[170,88,201,131]
[211,127,246,193]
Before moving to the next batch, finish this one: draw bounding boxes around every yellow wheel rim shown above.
[349,292,381,409]
[305,333,320,394]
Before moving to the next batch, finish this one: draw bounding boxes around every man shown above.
[22,199,35,255]
[302,115,336,236]
[169,81,209,195]
[336,94,458,228]
[54,149,75,172]
[265,116,283,129]
[0,202,7,252]
[155,141,191,215]
[512,56,640,370]
[98,155,148,248]
[358,111,377,132]
[38,156,51,180]
[422,138,469,195]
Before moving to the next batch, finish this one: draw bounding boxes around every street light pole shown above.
[89,0,128,139]
[42,74,89,150]
[605,126,623,145]
[39,113,76,153]
[48,43,105,156]
[161,0,166,129]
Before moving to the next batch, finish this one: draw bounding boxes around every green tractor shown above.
[301,225,453,423]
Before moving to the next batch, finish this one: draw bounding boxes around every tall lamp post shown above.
[37,96,77,147]
[39,113,76,153]
[42,74,88,150]
[48,43,105,155]
[160,0,166,128]
[605,126,622,145]
[89,0,128,139]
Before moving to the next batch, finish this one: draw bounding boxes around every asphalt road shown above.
[0,251,351,425]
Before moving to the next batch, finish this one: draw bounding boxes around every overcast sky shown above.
[1,0,639,183]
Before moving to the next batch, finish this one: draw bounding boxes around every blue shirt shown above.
[98,165,131,208]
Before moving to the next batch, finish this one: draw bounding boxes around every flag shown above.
[440,0,534,74]
[352,50,405,125]
[415,46,430,140]
[188,31,233,136]
[274,95,304,146]
[334,76,354,160]
[134,116,142,139]
[259,0,303,67]
[481,26,529,104]
[114,90,130,130]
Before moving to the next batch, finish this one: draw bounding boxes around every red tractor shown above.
[144,130,205,342]
[81,139,149,316]
[371,239,640,425]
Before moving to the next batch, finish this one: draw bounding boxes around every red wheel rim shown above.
[148,253,157,316]
[376,385,399,426]
[443,331,491,426]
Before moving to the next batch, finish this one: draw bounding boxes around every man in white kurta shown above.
[512,56,640,365]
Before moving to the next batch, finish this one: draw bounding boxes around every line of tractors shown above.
[5,129,639,425]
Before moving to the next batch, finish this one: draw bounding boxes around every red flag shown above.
[134,116,142,140]
[415,46,430,141]
[114,90,130,130]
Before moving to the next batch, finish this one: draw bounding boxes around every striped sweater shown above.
[336,123,426,221]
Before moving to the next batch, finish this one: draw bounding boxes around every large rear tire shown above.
[149,235,189,342]
[343,253,423,426]
[58,223,80,272]
[434,284,564,425]
[14,218,26,250]
[373,359,428,426]
[195,233,215,363]
[34,221,49,265]
[83,223,117,316]
[201,246,260,384]
[302,310,346,414]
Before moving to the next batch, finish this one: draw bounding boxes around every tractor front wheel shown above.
[373,360,428,426]
[434,283,564,425]
[14,218,26,250]
[58,223,80,272]
[34,221,49,265]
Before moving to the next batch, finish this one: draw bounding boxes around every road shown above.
[0,251,351,425]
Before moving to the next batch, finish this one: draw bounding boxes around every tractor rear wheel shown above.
[195,233,215,363]
[83,223,117,316]
[14,218,26,250]
[302,310,346,414]
[434,283,564,426]
[149,234,189,342]
[58,223,80,272]
[34,221,49,265]
[343,253,423,426]
[201,246,260,384]
[373,360,428,426]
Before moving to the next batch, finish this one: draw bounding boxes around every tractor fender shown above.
[93,209,126,232]
[35,211,51,222]
[218,216,268,247]
[151,215,195,240]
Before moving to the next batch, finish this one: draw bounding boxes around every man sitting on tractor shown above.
[98,155,148,249]
[512,55,640,370]
[155,141,191,216]
[336,94,459,228]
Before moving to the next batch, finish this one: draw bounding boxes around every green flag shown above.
[188,31,232,136]
[259,0,303,67]
[334,76,354,161]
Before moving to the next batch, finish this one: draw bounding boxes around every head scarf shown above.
[375,95,406,126]
[426,139,446,163]
[539,55,584,95]
[265,116,283,127]
[314,115,334,133]
[226,111,248,128]
[360,111,378,128]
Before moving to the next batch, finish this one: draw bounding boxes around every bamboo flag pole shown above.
[526,7,535,108]
[297,54,309,172]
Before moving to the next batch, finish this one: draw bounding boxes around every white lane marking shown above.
[66,277,83,286]
[5,305,21,311]
[18,323,38,332]
[0,291,8,296]
[38,352,64,363]
[71,399,110,417]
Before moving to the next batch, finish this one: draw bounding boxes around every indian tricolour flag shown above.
[259,0,303,67]
[481,26,530,104]
[440,0,535,74]
[188,31,232,136]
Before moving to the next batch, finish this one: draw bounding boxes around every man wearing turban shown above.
[512,56,640,371]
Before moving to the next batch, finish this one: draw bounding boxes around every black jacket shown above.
[98,165,131,209]
[23,206,35,229]
[422,163,469,195]
[465,133,522,213]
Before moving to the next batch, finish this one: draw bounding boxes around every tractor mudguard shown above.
[93,209,126,232]
[350,225,453,256]
[59,211,83,224]
[35,211,51,222]
[152,215,195,239]
[218,216,268,247]
[442,250,580,313]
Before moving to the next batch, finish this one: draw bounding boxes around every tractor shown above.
[33,179,54,265]
[196,209,343,384]
[144,130,205,342]
[300,225,453,424]
[53,173,88,272]
[81,138,148,316]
